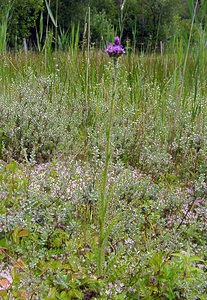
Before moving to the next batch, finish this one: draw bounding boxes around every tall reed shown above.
[179,0,199,101]
[0,0,13,53]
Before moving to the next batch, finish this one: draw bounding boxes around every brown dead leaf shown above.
[0,278,11,290]
[19,290,28,299]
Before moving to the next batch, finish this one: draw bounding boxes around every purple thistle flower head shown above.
[105,43,114,55]
[114,36,120,46]
[105,36,125,58]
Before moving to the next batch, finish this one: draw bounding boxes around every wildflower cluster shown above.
[105,36,125,57]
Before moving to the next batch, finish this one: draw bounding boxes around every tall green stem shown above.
[83,6,90,158]
[97,59,118,275]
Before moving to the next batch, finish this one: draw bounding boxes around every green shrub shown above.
[0,70,71,161]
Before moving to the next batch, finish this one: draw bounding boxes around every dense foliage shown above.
[0,0,206,50]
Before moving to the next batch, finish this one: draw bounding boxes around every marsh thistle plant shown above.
[97,37,125,275]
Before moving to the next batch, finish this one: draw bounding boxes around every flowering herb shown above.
[105,36,125,58]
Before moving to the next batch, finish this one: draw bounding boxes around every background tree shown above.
[4,0,43,48]
[0,0,204,51]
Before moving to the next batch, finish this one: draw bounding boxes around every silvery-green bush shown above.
[0,70,81,161]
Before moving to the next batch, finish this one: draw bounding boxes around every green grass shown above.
[0,46,207,299]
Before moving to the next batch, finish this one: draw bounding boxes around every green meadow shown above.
[0,27,207,300]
